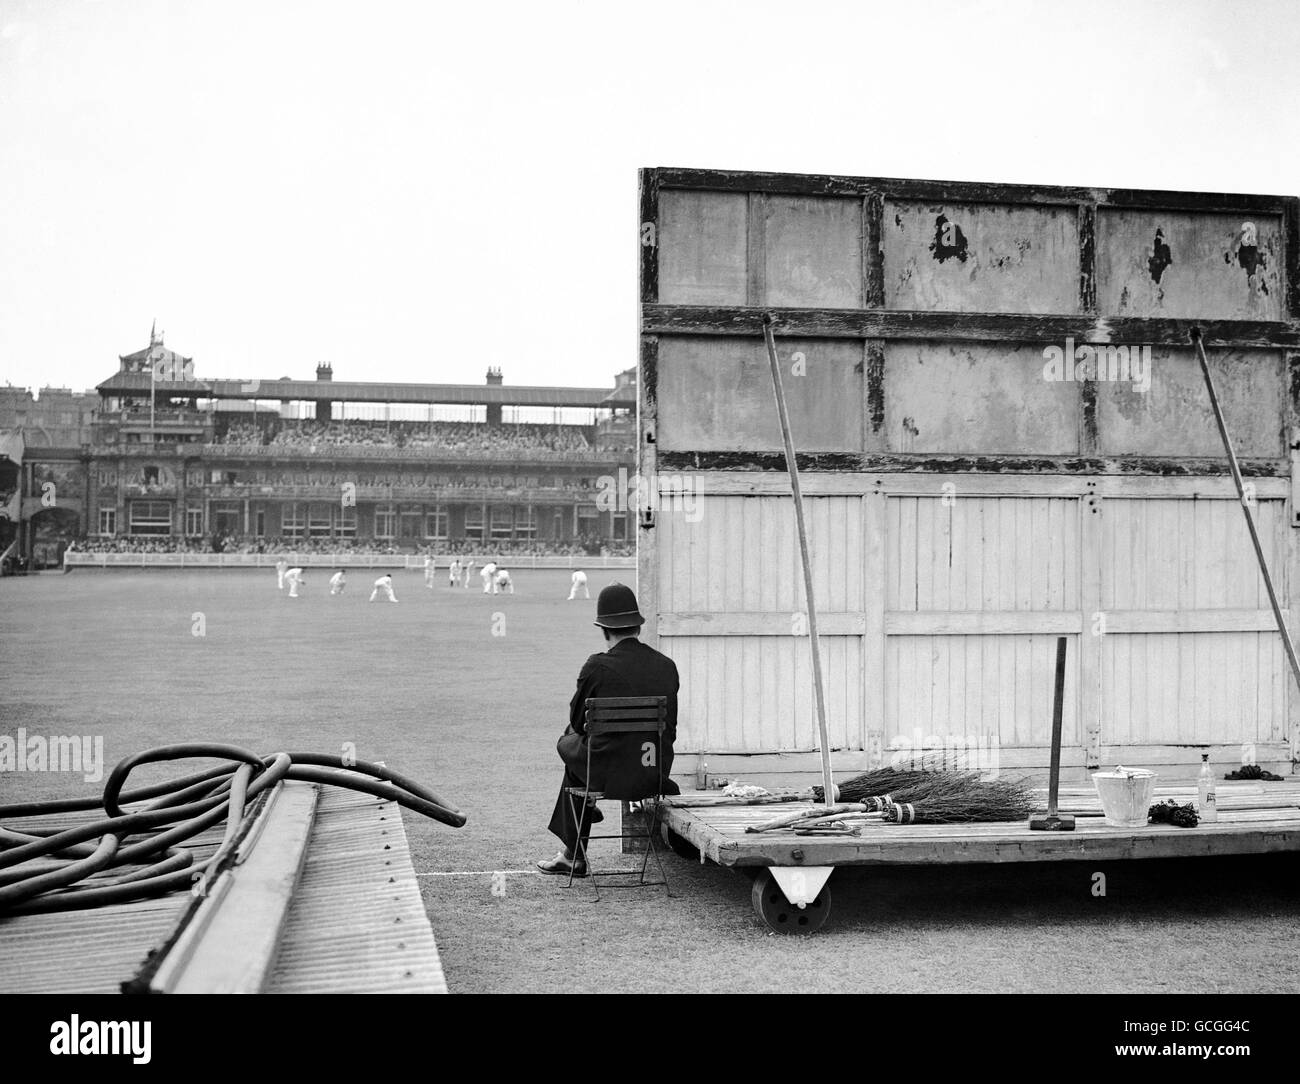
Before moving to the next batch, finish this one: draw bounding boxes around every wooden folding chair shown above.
[565,695,672,899]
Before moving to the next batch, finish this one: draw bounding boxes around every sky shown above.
[1,0,1299,396]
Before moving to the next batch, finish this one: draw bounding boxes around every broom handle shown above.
[763,314,836,808]
[1192,329,1300,696]
[1048,636,1066,817]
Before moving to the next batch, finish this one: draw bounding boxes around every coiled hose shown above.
[0,743,466,915]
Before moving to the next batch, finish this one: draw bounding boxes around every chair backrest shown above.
[584,696,667,800]
[585,696,667,736]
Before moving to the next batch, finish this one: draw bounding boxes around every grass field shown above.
[3,567,1299,994]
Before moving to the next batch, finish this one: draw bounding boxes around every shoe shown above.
[536,852,587,877]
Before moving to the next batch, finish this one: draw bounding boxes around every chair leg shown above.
[644,799,672,897]
[567,793,590,893]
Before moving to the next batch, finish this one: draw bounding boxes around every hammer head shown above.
[1028,812,1076,832]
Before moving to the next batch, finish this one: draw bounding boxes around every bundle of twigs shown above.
[876,778,1036,824]
[812,768,992,810]
[750,774,1036,831]
[812,767,948,804]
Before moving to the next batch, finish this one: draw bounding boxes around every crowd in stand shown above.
[71,536,212,554]
[213,419,596,457]
[68,534,633,557]
[422,536,632,558]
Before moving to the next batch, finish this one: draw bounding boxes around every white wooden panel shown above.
[660,494,864,614]
[888,496,1080,611]
[1101,498,1283,610]
[885,634,1078,751]
[1099,632,1285,747]
[659,635,863,754]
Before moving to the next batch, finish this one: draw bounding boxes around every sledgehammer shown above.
[1029,636,1075,831]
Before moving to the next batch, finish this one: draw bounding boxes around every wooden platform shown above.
[0,782,448,993]
[661,782,1300,868]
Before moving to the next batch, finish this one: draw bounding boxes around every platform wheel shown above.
[751,868,832,934]
[661,823,700,861]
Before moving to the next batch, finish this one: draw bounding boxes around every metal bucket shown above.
[1091,767,1157,828]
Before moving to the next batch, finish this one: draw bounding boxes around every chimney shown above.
[316,363,333,381]
[485,367,503,386]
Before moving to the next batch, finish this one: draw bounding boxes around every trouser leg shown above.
[547,762,590,852]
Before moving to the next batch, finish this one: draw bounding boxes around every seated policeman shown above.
[537,583,680,876]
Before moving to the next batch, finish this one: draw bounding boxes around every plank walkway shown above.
[662,781,1300,867]
[265,787,446,993]
[0,784,447,993]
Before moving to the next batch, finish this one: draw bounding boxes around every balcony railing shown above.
[96,410,211,427]
[200,483,599,502]
[99,443,205,457]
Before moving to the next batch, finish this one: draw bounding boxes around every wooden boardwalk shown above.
[0,782,447,993]
[662,781,1300,868]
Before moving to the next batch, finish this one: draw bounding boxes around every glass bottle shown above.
[1197,753,1218,823]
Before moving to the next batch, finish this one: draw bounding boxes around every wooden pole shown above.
[762,314,837,806]
[1191,328,1300,695]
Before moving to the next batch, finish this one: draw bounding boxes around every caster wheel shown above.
[751,868,831,934]
[661,823,700,861]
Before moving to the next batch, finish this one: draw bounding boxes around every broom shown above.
[750,775,1036,831]
[747,775,982,832]
[814,769,994,810]
[812,766,953,803]
[876,778,1037,824]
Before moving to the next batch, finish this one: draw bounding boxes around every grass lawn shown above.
[2,567,1299,993]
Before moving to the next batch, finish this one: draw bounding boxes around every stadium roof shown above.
[95,372,635,409]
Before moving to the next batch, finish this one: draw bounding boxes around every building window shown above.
[577,503,599,536]
[308,503,333,538]
[375,504,396,539]
[463,506,484,542]
[425,507,448,540]
[515,505,536,539]
[129,500,171,536]
[98,508,116,536]
[335,505,356,538]
[490,505,513,540]
[612,511,627,541]
[282,503,306,539]
[255,510,266,537]
[185,507,203,537]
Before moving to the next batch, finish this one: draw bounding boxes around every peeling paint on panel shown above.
[1097,209,1284,320]
[885,201,1081,314]
[655,450,1286,476]
[1147,228,1173,283]
[1225,220,1270,298]
[929,214,969,263]
[864,340,886,443]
